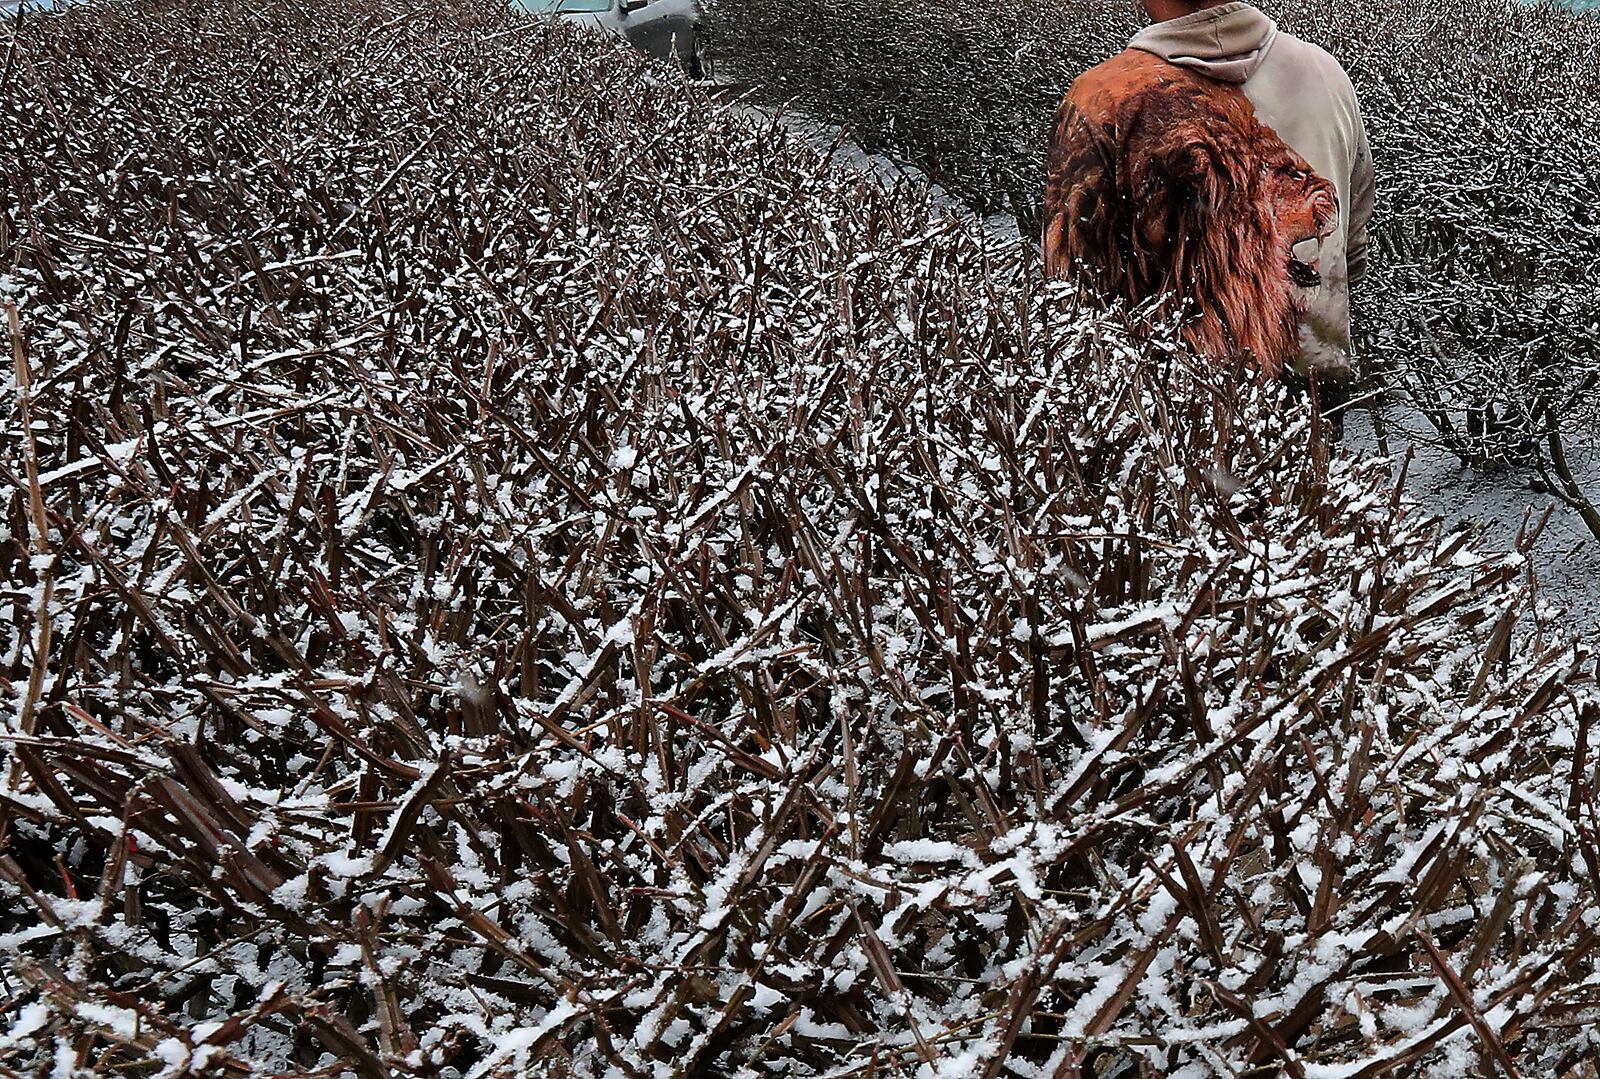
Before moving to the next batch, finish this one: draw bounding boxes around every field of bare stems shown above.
[3,0,1600,1075]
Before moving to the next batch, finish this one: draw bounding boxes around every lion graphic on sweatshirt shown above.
[1043,51,1339,378]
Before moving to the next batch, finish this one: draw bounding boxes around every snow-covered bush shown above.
[2,0,1599,1075]
[709,0,1134,237]
[712,0,1600,534]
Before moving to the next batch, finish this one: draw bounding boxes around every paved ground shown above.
[1346,402,1600,640]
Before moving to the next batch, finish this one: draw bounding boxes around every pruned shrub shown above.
[2,0,1599,1075]
[709,0,1134,236]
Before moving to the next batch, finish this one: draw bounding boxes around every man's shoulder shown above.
[1269,30,1358,89]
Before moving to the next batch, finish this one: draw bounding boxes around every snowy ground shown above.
[1347,400,1600,639]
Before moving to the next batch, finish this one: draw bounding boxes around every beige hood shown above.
[1128,2,1278,85]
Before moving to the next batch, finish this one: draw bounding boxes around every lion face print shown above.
[1043,51,1339,378]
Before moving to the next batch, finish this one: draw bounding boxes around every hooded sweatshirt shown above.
[1128,2,1374,377]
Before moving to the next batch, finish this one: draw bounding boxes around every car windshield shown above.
[511,0,611,11]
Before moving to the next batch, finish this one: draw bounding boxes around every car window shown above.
[511,0,613,12]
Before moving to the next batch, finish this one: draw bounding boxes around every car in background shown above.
[511,0,710,79]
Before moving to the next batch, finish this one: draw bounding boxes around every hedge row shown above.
[2,0,1598,1075]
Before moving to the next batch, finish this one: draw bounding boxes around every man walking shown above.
[1043,1,1374,394]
